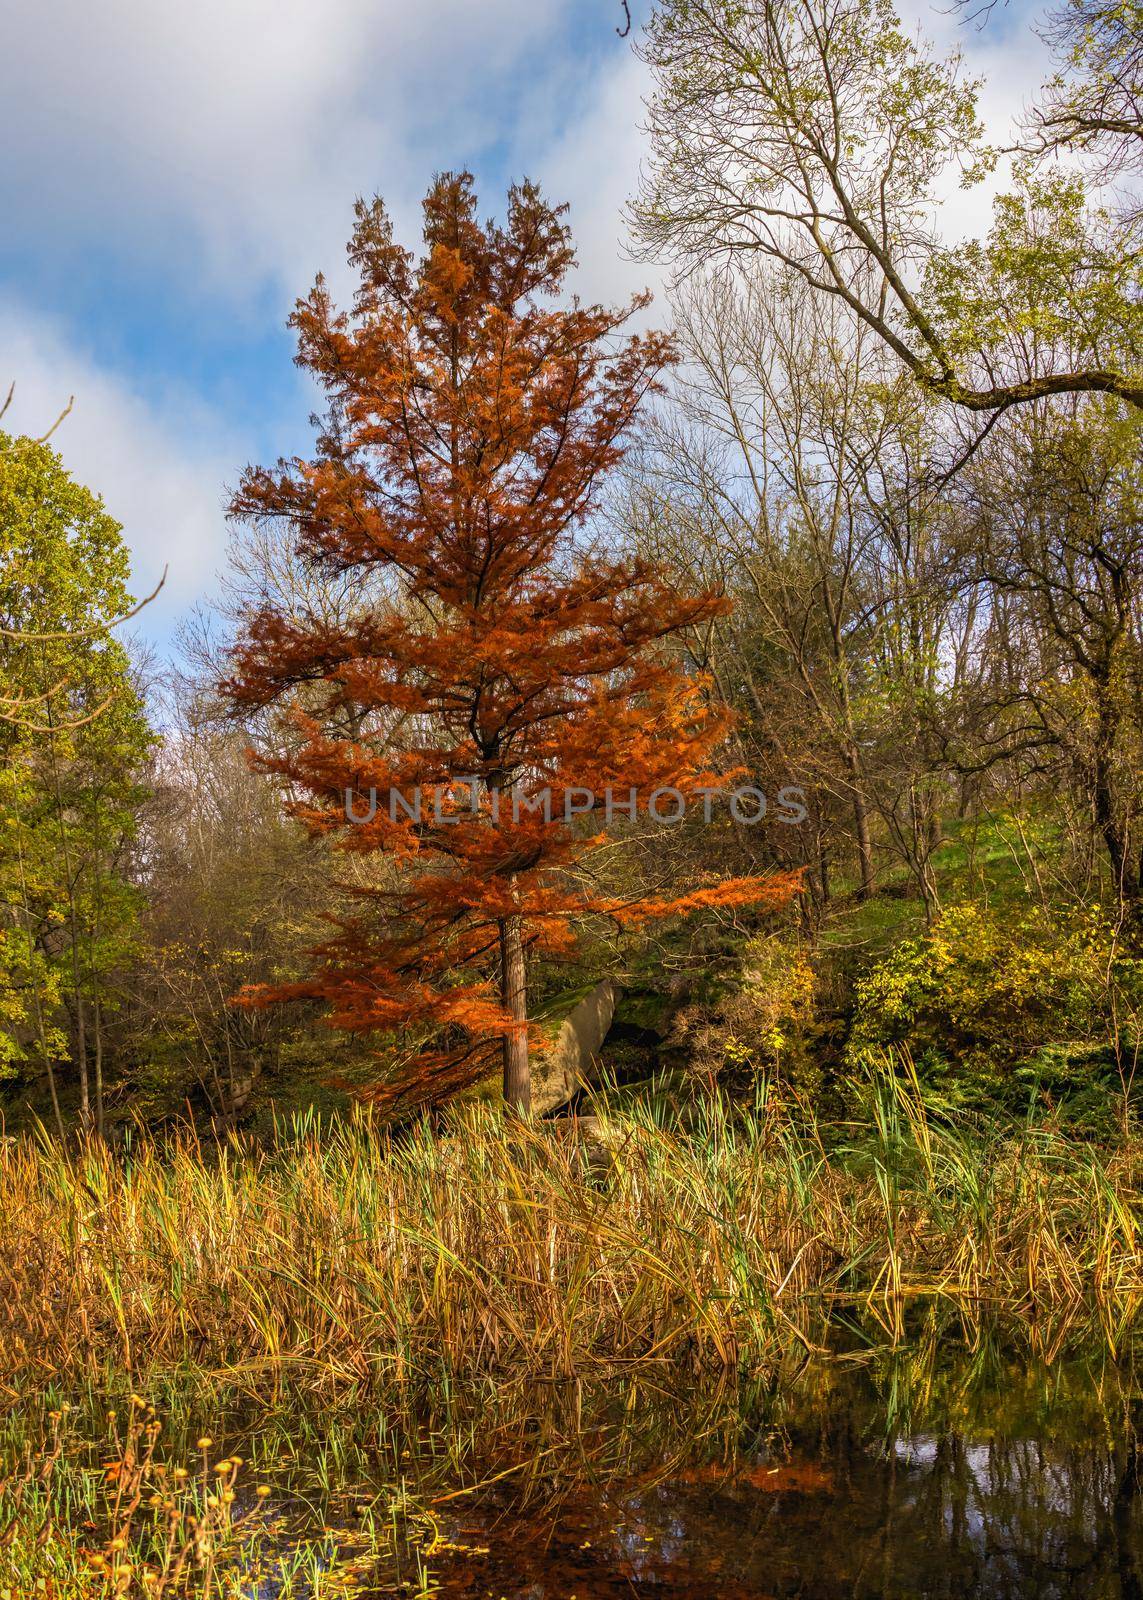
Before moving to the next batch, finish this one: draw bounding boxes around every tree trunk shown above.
[847,751,875,900]
[499,912,531,1114]
[44,684,90,1133]
[832,628,874,901]
[853,794,875,899]
[93,999,104,1141]
[1092,687,1140,918]
[488,770,531,1114]
[61,954,89,1134]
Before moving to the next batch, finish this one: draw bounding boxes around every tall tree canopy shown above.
[224,174,797,1114]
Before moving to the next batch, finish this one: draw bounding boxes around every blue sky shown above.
[0,0,1049,656]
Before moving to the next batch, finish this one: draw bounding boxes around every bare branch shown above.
[0,384,75,453]
[0,566,168,642]
[634,0,1143,414]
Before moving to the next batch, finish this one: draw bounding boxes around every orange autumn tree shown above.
[223,173,799,1114]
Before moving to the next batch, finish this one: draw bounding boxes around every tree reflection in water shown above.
[425,1318,1143,1598]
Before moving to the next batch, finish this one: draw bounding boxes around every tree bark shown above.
[845,743,875,900]
[499,912,531,1114]
[852,785,876,900]
[1092,681,1141,918]
[93,999,104,1141]
[488,770,532,1114]
[819,843,832,908]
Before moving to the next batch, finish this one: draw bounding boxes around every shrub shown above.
[846,902,1130,1111]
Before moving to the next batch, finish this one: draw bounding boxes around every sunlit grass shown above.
[1,1057,1140,1412]
[0,1395,441,1598]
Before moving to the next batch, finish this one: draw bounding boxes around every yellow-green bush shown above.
[847,902,1137,1110]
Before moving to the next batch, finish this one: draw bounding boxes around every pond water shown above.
[413,1333,1143,1599]
[26,1319,1143,1598]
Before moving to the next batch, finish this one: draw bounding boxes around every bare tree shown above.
[964,396,1143,918]
[629,264,978,908]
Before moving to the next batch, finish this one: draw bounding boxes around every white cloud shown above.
[1,0,1060,305]
[2,0,574,309]
[0,301,235,645]
[535,0,1055,316]
[536,49,666,314]
[0,3,649,661]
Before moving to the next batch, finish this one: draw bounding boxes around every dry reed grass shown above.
[0,1064,1140,1399]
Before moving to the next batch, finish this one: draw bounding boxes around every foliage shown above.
[1031,0,1143,191]
[926,165,1143,385]
[637,0,1143,409]
[3,4,1142,1140]
[739,934,817,1057]
[0,434,153,1129]
[847,901,1129,1106]
[119,707,340,1129]
[665,932,820,1092]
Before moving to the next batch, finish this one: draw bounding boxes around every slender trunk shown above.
[93,999,104,1141]
[829,620,875,901]
[911,784,941,923]
[958,774,973,823]
[486,770,531,1114]
[24,917,65,1139]
[43,682,90,1130]
[10,781,66,1140]
[1092,683,1140,917]
[91,803,105,1140]
[927,808,941,854]
[499,912,530,1115]
[219,993,239,1118]
[848,751,875,900]
[73,996,89,1132]
[853,794,875,899]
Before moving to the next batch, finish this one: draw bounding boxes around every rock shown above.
[530,978,622,1116]
[546,1111,616,1180]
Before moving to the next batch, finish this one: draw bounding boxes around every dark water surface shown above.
[418,1336,1143,1599]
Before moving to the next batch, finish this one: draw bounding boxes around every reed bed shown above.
[1,1066,1141,1400]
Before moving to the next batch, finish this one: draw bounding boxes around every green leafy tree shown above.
[927,168,1143,406]
[0,433,153,1133]
[1029,0,1142,195]
[635,0,1143,411]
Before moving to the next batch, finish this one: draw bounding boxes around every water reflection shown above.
[425,1333,1143,1598]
